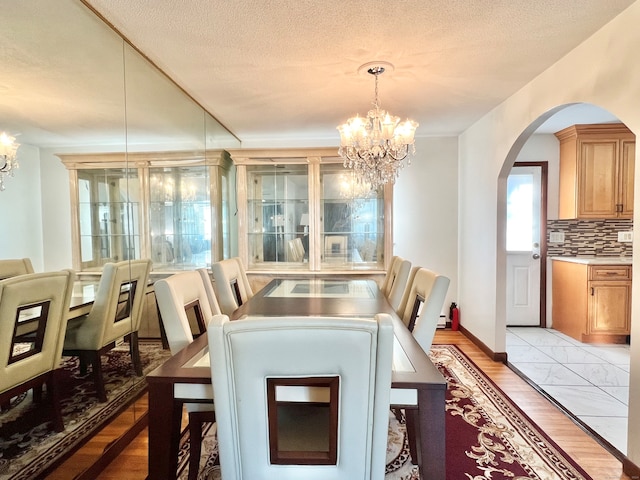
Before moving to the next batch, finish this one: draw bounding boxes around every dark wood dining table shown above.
[146,278,447,480]
[68,279,100,318]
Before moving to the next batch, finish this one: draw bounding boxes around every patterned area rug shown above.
[0,341,170,480]
[180,345,593,480]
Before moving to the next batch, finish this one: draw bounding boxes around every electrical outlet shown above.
[549,231,565,243]
[618,231,634,243]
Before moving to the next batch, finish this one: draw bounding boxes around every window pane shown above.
[506,173,533,251]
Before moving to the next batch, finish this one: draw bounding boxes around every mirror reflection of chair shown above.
[324,235,348,262]
[208,314,393,480]
[287,237,305,262]
[155,270,220,480]
[211,257,253,315]
[380,256,412,311]
[0,269,75,432]
[0,258,35,280]
[63,259,152,402]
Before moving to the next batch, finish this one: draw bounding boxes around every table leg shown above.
[148,382,183,480]
[405,408,419,468]
[417,388,446,480]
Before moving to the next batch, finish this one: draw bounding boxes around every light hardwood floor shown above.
[47,330,632,480]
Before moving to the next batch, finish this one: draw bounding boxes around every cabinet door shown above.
[619,140,635,218]
[578,140,619,218]
[588,281,631,335]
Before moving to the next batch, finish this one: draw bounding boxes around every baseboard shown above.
[74,411,149,480]
[624,457,640,479]
[458,324,508,363]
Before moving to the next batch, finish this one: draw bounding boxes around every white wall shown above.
[393,136,458,317]
[458,0,640,466]
[0,144,45,270]
[40,148,74,271]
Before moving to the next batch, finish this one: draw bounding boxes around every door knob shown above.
[532,253,540,259]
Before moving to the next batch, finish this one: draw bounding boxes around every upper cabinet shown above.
[556,123,635,219]
[60,150,234,272]
[229,148,392,274]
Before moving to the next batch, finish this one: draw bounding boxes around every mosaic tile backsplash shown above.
[547,219,633,257]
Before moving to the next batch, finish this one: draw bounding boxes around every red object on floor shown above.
[450,302,459,331]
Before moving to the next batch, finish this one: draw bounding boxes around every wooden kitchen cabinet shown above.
[552,259,631,343]
[555,123,635,219]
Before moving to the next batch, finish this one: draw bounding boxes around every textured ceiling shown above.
[0,1,634,149]
[85,0,635,145]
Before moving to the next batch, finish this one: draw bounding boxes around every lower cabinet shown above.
[552,260,631,343]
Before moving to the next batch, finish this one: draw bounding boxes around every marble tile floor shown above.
[506,327,630,455]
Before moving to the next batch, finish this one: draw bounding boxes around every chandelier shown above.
[337,62,418,190]
[0,132,20,191]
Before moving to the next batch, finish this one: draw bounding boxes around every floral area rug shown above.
[180,345,593,480]
[0,341,170,480]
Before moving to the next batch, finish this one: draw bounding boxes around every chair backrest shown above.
[380,256,412,311]
[287,238,305,262]
[324,235,347,261]
[71,259,151,350]
[155,270,221,354]
[208,314,393,480]
[397,266,450,353]
[0,270,75,393]
[197,268,222,314]
[0,258,35,280]
[211,257,253,315]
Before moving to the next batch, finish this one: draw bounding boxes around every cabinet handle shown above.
[591,287,594,296]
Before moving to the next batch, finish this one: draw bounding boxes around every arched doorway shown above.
[499,103,632,457]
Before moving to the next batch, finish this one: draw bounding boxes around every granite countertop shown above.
[550,256,632,265]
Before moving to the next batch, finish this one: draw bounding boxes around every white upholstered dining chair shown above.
[155,270,220,480]
[208,314,394,480]
[211,257,253,315]
[380,255,412,311]
[63,259,152,402]
[0,269,75,432]
[397,266,450,353]
[0,258,35,280]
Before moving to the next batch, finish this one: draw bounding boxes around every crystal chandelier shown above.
[337,62,418,190]
[0,132,20,191]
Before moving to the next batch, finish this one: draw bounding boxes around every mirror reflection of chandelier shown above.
[337,61,418,190]
[338,173,373,200]
[338,173,374,213]
[0,132,20,191]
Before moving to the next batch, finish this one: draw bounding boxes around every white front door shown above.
[506,166,542,326]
